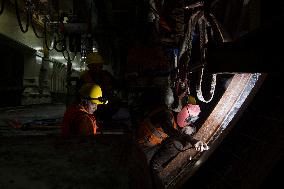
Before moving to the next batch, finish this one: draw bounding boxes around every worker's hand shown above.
[194,141,209,152]
[182,125,196,136]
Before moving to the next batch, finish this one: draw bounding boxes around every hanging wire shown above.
[195,1,232,103]
[178,4,223,104]
[53,34,67,52]
[195,14,217,103]
[0,0,5,15]
[196,67,217,103]
[12,0,82,69]
[179,10,202,60]
[62,49,76,62]
[43,17,55,51]
[14,0,30,33]
[30,13,44,38]
[172,10,202,101]
[80,36,88,66]
[50,4,67,53]
[29,0,44,39]
[62,50,69,61]
[41,4,64,53]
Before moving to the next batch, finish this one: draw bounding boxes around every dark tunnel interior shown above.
[0,0,283,189]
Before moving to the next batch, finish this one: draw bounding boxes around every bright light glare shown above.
[34,46,43,51]
[36,56,42,64]
[50,56,65,60]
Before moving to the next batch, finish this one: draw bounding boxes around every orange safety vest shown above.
[136,107,177,147]
[62,104,97,137]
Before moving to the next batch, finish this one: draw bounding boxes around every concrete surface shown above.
[0,135,130,189]
[0,103,153,189]
[0,103,65,137]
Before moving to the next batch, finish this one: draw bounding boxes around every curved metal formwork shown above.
[159,73,266,189]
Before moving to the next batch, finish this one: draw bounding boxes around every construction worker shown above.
[62,83,108,137]
[79,52,121,124]
[150,103,209,171]
[79,52,116,99]
[135,89,208,186]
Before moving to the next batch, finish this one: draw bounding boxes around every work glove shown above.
[194,141,209,152]
[181,125,196,136]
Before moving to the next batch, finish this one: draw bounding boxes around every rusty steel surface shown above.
[195,74,252,142]
[160,73,265,189]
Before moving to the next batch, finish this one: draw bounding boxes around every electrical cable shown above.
[43,19,55,51]
[30,13,43,38]
[0,0,5,15]
[53,35,66,52]
[62,49,76,62]
[14,0,30,33]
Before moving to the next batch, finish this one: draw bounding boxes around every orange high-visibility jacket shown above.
[136,106,177,147]
[62,104,97,137]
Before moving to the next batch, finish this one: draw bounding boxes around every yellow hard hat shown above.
[86,52,104,65]
[79,83,108,104]
[188,95,197,105]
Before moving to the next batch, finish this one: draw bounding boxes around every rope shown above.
[196,15,217,103]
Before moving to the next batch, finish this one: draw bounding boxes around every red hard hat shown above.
[177,104,201,127]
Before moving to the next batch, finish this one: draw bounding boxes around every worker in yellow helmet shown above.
[62,83,108,137]
[78,52,121,124]
[79,52,116,99]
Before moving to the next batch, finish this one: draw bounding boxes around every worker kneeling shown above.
[150,104,209,173]
[62,83,108,137]
[136,98,209,185]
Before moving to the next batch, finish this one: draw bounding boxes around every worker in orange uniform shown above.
[150,103,209,171]
[62,83,108,137]
[136,89,208,159]
[135,89,209,186]
[79,52,116,100]
[79,52,121,124]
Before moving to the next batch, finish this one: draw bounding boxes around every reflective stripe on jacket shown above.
[136,106,177,147]
[62,104,97,137]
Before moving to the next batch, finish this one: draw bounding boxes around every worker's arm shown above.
[150,108,209,151]
[150,108,180,137]
[76,113,97,136]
